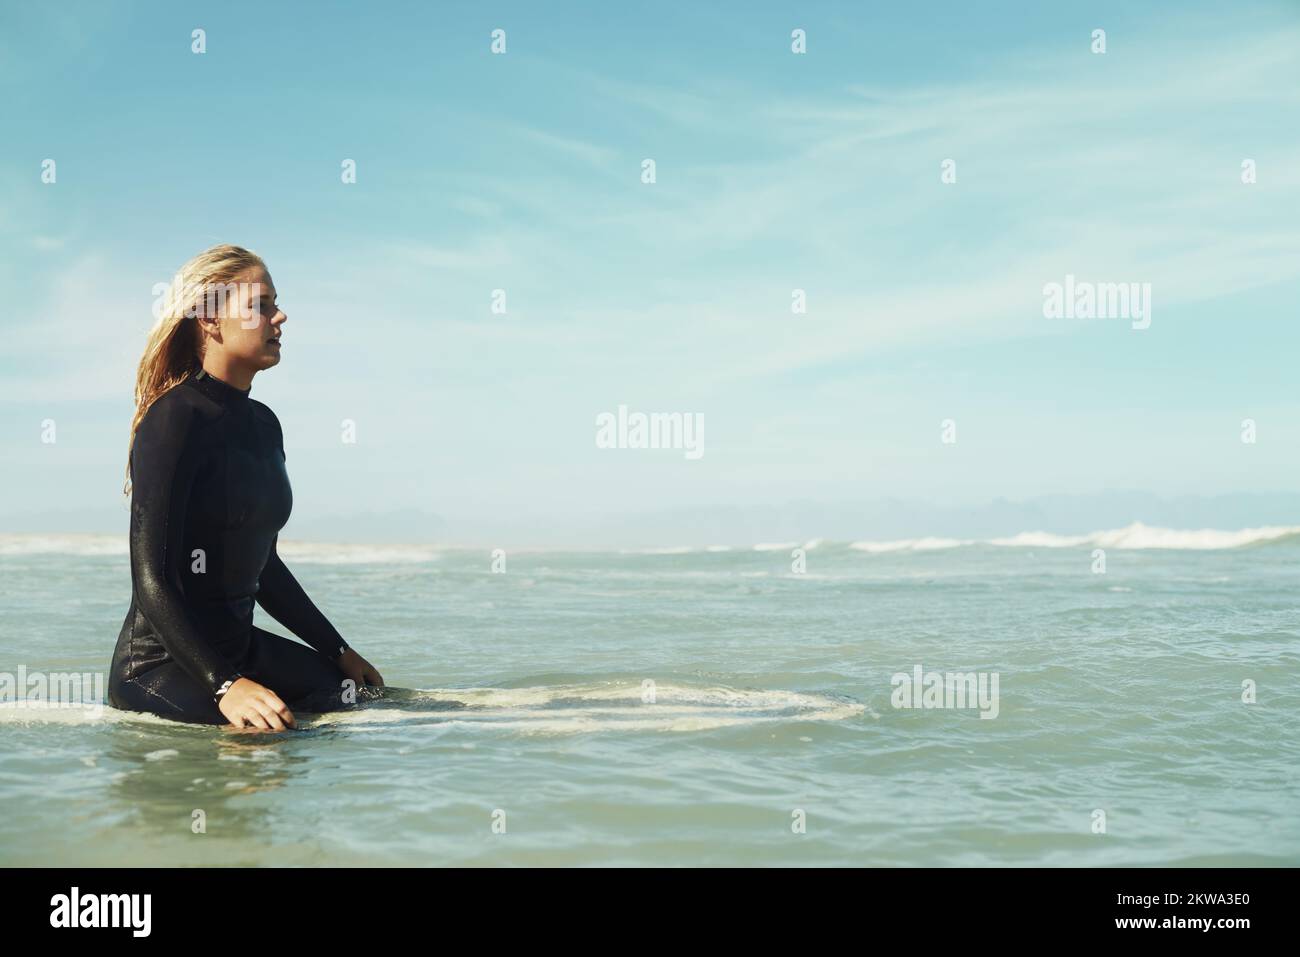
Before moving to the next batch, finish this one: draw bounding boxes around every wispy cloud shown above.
[4,2,1299,517]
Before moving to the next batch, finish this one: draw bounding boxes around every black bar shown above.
[5,866,1284,941]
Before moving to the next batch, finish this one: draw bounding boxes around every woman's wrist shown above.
[213,674,245,702]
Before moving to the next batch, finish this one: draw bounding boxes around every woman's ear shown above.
[197,314,223,345]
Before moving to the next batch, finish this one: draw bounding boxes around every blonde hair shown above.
[123,244,266,495]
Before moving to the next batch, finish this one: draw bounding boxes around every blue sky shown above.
[2,1,1299,538]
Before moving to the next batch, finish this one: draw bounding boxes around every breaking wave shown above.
[0,682,868,736]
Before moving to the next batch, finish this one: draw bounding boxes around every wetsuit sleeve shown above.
[130,397,242,697]
[255,536,351,660]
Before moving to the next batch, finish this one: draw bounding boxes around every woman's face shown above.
[202,266,286,370]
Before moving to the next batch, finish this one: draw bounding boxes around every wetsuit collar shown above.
[189,368,251,405]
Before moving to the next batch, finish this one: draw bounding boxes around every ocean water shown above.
[1,527,1297,867]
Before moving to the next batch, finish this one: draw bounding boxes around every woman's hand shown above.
[338,649,384,689]
[218,677,296,730]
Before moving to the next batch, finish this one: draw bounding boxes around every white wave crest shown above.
[6,521,1298,560]
[990,522,1300,550]
[849,522,1300,552]
[310,682,867,735]
[0,700,123,724]
[0,534,443,563]
[0,683,867,736]
[849,536,972,553]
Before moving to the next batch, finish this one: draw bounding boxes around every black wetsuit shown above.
[109,369,352,724]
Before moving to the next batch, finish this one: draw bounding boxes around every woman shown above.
[109,244,383,730]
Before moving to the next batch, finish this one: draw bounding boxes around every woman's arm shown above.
[129,395,243,697]
[253,402,383,688]
[255,535,350,660]
[256,537,384,687]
